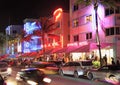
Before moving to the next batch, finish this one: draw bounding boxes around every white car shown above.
[59,60,93,78]
[0,62,12,78]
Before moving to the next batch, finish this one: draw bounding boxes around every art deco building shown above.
[69,0,120,63]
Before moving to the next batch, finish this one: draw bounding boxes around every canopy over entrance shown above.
[53,42,113,53]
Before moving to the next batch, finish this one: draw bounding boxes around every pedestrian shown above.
[103,54,107,66]
[116,60,120,65]
[111,57,115,65]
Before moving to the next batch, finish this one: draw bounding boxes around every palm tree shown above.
[36,17,55,57]
[76,0,116,67]
[0,33,6,54]
[0,33,15,54]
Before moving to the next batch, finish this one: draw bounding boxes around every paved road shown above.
[5,66,116,85]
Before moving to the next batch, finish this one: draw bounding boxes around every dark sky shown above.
[0,0,69,32]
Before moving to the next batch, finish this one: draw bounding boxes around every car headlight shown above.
[43,77,51,83]
[27,80,38,85]
[7,67,12,73]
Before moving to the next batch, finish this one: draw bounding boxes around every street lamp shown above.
[94,1,102,67]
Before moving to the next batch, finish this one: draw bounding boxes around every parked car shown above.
[29,61,59,74]
[0,62,12,78]
[0,74,7,85]
[48,61,63,68]
[16,68,52,85]
[59,60,93,78]
[87,65,120,84]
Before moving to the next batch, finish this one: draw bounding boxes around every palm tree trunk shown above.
[94,2,102,67]
[42,32,45,59]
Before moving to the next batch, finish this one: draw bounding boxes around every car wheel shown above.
[59,69,64,76]
[87,72,93,80]
[74,71,79,78]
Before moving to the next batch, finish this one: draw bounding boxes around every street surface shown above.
[5,66,115,85]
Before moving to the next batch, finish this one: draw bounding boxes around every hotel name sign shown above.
[67,41,88,47]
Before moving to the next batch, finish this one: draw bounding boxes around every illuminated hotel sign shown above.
[24,21,41,35]
[23,20,42,53]
[67,41,88,47]
[53,8,63,22]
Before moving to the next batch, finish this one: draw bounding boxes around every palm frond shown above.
[100,0,117,9]
[75,0,92,6]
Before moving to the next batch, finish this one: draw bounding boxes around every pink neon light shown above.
[53,8,63,22]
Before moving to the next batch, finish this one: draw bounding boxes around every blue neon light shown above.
[24,21,41,35]
[23,21,42,53]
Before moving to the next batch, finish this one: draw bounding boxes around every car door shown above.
[61,62,71,74]
[67,62,77,75]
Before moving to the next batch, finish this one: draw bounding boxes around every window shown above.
[68,35,70,41]
[86,15,92,23]
[116,27,120,34]
[105,8,114,16]
[73,18,79,27]
[73,35,79,42]
[73,4,78,11]
[13,30,17,34]
[105,8,109,16]
[109,27,114,35]
[105,27,120,36]
[86,32,92,40]
[115,6,120,14]
[106,29,110,36]
[73,62,80,66]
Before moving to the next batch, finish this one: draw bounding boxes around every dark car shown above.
[0,62,12,78]
[0,74,6,85]
[29,61,59,74]
[16,68,51,85]
[87,65,120,84]
[48,61,63,68]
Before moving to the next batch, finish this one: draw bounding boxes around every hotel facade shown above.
[68,0,120,64]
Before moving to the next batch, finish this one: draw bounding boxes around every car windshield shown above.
[25,70,43,77]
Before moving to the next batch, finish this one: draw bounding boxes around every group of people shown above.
[90,53,120,68]
[102,54,120,66]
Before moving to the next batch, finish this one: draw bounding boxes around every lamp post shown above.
[94,1,102,67]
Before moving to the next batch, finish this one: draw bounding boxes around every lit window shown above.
[86,15,92,23]
[73,19,79,27]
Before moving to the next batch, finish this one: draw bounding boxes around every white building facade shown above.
[69,0,120,64]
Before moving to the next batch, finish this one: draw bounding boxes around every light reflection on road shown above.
[6,77,17,85]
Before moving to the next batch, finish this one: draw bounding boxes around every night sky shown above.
[0,0,69,33]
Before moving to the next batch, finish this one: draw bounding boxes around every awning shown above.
[90,43,113,50]
[72,44,90,52]
[72,42,113,52]
[53,46,79,53]
[44,49,54,55]
[53,42,113,53]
